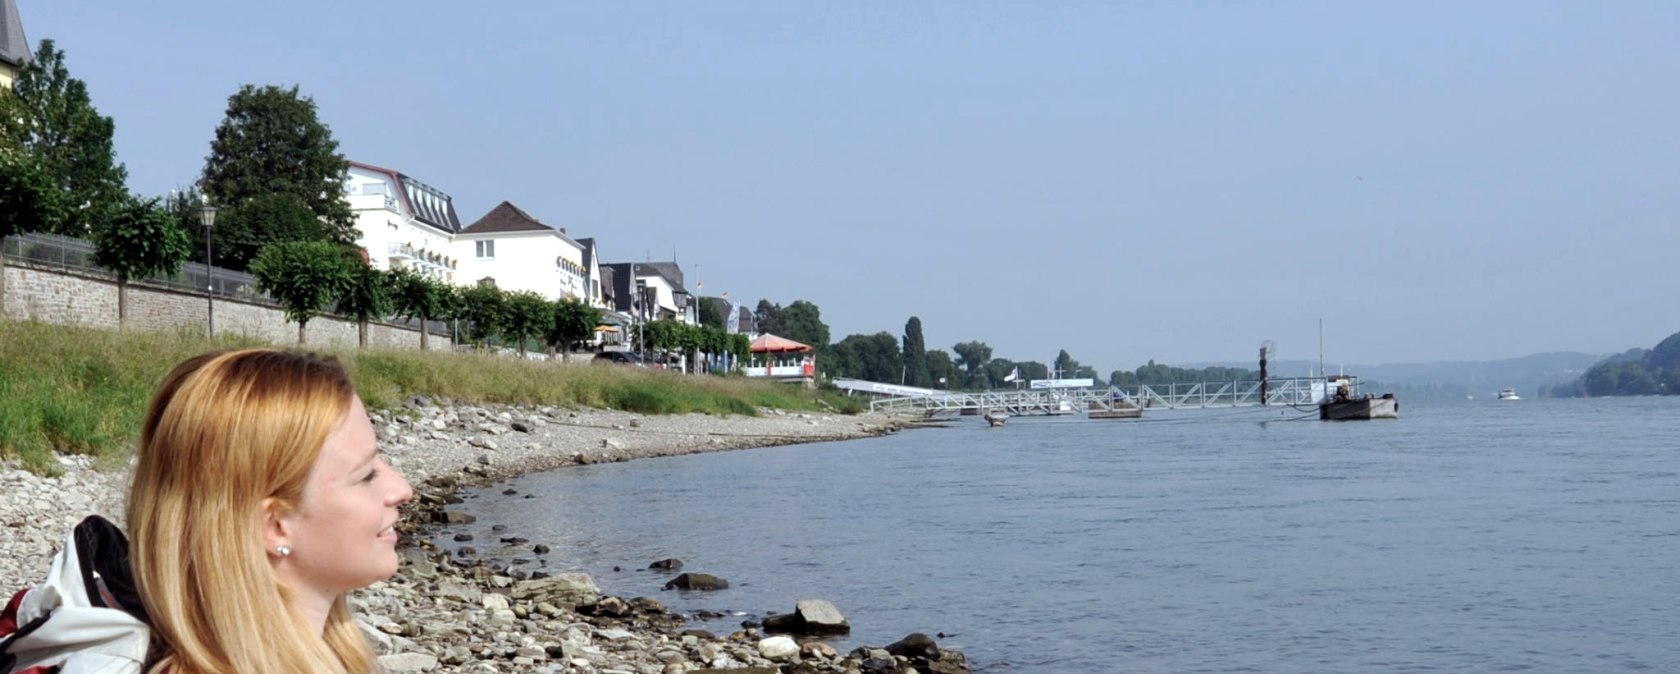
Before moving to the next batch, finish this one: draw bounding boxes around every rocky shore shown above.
[1,400,970,673]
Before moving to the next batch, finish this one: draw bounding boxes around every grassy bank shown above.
[0,321,865,475]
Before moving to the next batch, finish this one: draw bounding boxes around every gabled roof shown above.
[347,160,462,234]
[460,201,583,248]
[576,237,598,266]
[1,0,29,68]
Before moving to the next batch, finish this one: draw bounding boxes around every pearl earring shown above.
[276,545,292,557]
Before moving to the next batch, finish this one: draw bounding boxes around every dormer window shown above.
[476,240,495,259]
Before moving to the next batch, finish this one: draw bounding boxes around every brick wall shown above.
[2,263,439,350]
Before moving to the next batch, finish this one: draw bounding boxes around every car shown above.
[593,351,648,367]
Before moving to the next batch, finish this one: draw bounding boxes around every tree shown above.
[336,262,394,348]
[90,196,191,326]
[0,40,128,237]
[698,296,726,329]
[211,192,337,270]
[456,283,506,348]
[780,300,830,352]
[200,85,354,242]
[829,332,901,382]
[0,151,62,314]
[549,297,602,354]
[952,341,993,386]
[902,316,929,387]
[389,267,449,350]
[250,241,353,344]
[754,299,785,336]
[501,291,552,358]
[924,349,959,389]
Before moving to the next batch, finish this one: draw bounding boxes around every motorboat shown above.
[1497,388,1520,400]
[1319,374,1399,420]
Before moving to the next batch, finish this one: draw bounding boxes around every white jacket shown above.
[1,517,151,674]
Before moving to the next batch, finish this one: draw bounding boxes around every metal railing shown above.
[3,232,274,305]
[2,233,448,337]
[868,378,1329,413]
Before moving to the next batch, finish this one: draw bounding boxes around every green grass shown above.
[0,320,862,474]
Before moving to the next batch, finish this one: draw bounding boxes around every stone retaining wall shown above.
[1,263,439,350]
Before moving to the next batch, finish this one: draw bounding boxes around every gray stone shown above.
[795,598,850,634]
[510,573,601,609]
[756,636,799,661]
[376,652,439,672]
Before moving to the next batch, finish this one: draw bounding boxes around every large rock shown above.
[662,572,729,591]
[762,598,851,635]
[757,635,799,661]
[795,599,850,634]
[510,572,601,609]
[648,558,684,571]
[886,632,940,659]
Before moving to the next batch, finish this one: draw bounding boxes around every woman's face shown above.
[276,395,413,599]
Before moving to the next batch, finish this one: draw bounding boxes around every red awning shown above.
[749,333,813,353]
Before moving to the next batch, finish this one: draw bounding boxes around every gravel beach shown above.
[1,400,971,673]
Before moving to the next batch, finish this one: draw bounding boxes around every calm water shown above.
[437,398,1680,673]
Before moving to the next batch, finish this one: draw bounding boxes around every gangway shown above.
[864,377,1329,415]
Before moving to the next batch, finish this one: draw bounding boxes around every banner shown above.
[1030,378,1094,389]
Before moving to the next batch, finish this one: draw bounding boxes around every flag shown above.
[724,297,739,333]
[1004,366,1020,382]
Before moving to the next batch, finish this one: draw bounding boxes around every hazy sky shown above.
[21,1,1680,373]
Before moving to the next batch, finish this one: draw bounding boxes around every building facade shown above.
[345,161,462,281]
[454,201,587,302]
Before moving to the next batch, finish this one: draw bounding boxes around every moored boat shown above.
[1319,375,1399,420]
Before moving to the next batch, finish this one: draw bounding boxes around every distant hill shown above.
[1185,352,1607,401]
[1545,331,1680,397]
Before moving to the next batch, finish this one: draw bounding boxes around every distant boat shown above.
[983,410,1008,427]
[1319,374,1399,420]
[1497,388,1520,401]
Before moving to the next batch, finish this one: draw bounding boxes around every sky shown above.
[18,1,1680,374]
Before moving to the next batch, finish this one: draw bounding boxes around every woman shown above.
[127,349,413,674]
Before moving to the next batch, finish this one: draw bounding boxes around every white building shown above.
[454,201,588,302]
[601,261,697,325]
[344,161,462,281]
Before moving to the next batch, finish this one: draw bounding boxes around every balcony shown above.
[388,242,458,271]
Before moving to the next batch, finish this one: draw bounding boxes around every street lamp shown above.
[199,199,217,338]
[635,280,648,361]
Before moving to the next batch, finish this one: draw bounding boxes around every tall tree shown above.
[210,192,336,270]
[389,267,449,350]
[902,316,929,387]
[0,40,128,236]
[754,299,786,336]
[336,261,394,348]
[780,300,829,351]
[89,196,191,326]
[249,240,353,344]
[924,349,959,389]
[698,295,726,329]
[200,85,354,243]
[952,341,993,384]
[830,332,901,382]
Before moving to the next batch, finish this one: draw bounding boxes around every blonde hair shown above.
[128,349,375,674]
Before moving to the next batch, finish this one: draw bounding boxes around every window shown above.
[476,240,495,259]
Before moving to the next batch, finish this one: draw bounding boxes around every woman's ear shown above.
[261,497,292,557]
